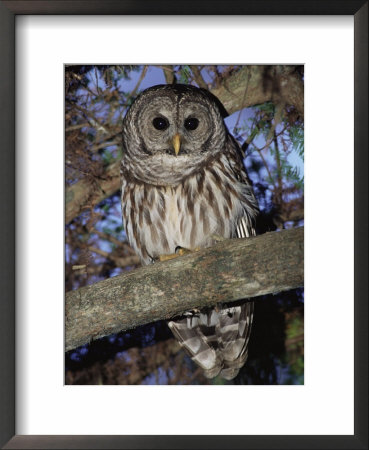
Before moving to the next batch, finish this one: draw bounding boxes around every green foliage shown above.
[289,124,304,160]
[283,310,304,384]
[234,101,304,193]
[177,65,192,84]
[100,149,115,165]
[281,164,304,191]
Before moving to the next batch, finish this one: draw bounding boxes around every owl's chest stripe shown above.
[199,202,210,236]
[167,188,179,227]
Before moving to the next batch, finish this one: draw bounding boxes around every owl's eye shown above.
[184,117,199,131]
[152,117,169,131]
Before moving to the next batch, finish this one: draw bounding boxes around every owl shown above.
[120,84,259,380]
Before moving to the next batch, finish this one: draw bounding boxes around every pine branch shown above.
[65,227,304,352]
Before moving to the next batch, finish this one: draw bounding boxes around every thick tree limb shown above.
[65,65,304,224]
[212,65,304,117]
[65,160,120,223]
[65,227,304,352]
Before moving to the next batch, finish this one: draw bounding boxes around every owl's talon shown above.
[159,246,200,262]
[159,253,179,262]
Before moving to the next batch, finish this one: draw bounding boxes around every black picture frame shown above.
[1,1,367,449]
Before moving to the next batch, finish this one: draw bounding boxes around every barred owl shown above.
[121,84,259,380]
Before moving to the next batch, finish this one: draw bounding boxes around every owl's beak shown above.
[172,133,181,156]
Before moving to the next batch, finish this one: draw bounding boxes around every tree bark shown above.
[65,65,304,224]
[65,226,304,352]
[212,65,304,117]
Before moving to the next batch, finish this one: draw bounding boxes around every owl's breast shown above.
[121,162,248,264]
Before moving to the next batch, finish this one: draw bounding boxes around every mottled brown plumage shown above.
[121,84,258,380]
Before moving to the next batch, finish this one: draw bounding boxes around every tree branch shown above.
[189,65,208,89]
[65,160,120,223]
[65,227,304,352]
[161,65,176,84]
[212,65,304,117]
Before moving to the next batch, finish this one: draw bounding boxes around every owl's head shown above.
[122,84,229,185]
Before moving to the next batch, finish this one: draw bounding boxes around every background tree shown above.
[65,65,304,385]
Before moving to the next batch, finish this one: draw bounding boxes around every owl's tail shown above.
[168,301,254,381]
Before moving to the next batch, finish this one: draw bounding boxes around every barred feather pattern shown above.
[120,84,258,380]
[121,147,257,262]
